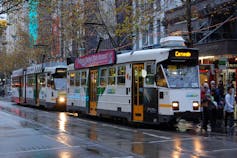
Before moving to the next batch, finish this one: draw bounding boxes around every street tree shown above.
[0,0,28,15]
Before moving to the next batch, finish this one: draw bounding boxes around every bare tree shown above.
[0,0,28,15]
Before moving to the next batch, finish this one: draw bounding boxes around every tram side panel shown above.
[96,64,132,120]
[67,85,88,113]
[96,86,131,120]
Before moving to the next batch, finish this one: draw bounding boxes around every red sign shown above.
[74,49,116,69]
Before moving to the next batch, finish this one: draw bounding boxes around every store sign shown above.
[218,58,227,70]
[74,49,116,69]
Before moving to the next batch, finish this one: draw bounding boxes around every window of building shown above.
[108,67,116,85]
[148,22,154,45]
[157,20,161,43]
[100,68,107,86]
[155,0,161,10]
[117,65,126,85]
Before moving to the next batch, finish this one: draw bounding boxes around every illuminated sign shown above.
[175,51,191,57]
[168,49,198,64]
[56,68,67,73]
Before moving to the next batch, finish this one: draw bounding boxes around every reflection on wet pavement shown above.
[59,113,67,132]
[1,100,237,158]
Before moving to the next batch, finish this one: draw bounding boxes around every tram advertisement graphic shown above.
[75,50,116,69]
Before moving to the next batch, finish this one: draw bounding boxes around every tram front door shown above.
[132,64,144,122]
[89,70,98,116]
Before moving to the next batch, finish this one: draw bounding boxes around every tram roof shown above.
[26,64,67,75]
[67,63,74,71]
[116,48,171,64]
[44,65,67,74]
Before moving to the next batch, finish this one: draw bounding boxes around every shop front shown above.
[196,39,237,88]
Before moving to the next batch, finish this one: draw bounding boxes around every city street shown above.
[0,99,237,158]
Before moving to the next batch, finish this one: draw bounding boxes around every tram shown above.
[67,37,201,124]
[11,62,67,110]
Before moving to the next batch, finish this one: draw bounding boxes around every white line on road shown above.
[0,145,81,156]
[112,156,134,158]
[149,137,194,143]
[77,118,98,124]
[142,132,171,140]
[206,148,237,153]
[102,123,137,132]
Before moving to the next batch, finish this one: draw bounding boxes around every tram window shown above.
[163,64,199,88]
[75,72,80,86]
[70,72,75,86]
[39,75,46,87]
[117,66,126,85]
[47,76,51,87]
[27,75,34,87]
[146,64,155,85]
[100,68,107,86]
[12,78,20,87]
[81,71,87,86]
[155,65,167,87]
[108,67,116,85]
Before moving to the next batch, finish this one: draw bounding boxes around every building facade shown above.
[165,0,237,85]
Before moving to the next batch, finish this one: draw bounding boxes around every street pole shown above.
[186,0,193,47]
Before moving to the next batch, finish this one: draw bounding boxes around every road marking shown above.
[112,156,134,158]
[77,118,98,124]
[142,132,171,140]
[206,148,237,153]
[102,123,136,132]
[149,137,194,143]
[0,145,81,155]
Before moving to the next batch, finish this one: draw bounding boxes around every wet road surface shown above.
[0,100,237,158]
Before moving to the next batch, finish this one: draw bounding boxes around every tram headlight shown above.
[172,101,179,110]
[58,96,66,103]
[193,101,199,110]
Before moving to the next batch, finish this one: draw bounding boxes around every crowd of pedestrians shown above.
[201,80,236,135]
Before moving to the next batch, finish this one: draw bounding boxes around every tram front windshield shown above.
[162,63,199,88]
[54,78,67,90]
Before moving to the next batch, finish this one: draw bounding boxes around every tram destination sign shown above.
[75,49,116,69]
[168,49,199,63]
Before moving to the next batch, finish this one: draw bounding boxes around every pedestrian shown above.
[210,80,224,127]
[202,93,217,133]
[224,86,235,135]
[218,80,225,99]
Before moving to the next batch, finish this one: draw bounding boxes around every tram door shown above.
[89,70,98,116]
[132,64,144,122]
